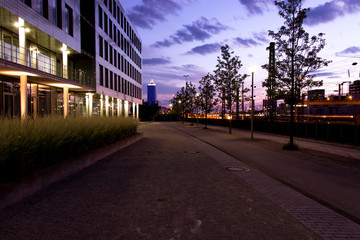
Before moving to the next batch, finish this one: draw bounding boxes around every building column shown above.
[100,95,104,116]
[61,44,69,79]
[133,102,137,118]
[124,101,129,117]
[20,75,28,120]
[105,96,109,117]
[63,86,69,118]
[136,103,139,119]
[33,85,38,118]
[18,18,27,66]
[117,99,121,117]
[89,93,93,116]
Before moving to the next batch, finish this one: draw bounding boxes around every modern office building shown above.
[0,0,142,119]
[147,77,156,106]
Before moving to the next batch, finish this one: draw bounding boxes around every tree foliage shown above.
[214,44,248,133]
[265,0,331,145]
[264,0,331,104]
[198,73,218,128]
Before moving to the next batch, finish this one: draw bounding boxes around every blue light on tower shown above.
[147,78,157,105]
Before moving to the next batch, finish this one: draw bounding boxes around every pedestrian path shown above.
[0,122,322,240]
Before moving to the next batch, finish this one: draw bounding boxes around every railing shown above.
[0,42,95,88]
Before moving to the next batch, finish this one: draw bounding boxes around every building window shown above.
[103,0,107,7]
[109,20,112,39]
[112,0,116,18]
[105,68,108,88]
[20,0,32,7]
[114,50,117,67]
[99,64,104,86]
[65,4,73,36]
[104,40,108,61]
[114,73,117,91]
[104,14,108,34]
[99,35,103,57]
[109,45,113,64]
[37,0,48,18]
[98,5,103,29]
[110,71,113,89]
[108,0,112,13]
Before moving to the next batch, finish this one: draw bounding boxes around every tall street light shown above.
[249,66,257,140]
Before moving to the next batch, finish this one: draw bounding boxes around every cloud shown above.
[126,0,181,29]
[306,0,360,26]
[336,46,360,56]
[153,17,228,48]
[143,58,171,65]
[238,0,270,15]
[187,43,221,55]
[234,37,260,48]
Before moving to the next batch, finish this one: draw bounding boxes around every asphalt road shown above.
[0,122,322,240]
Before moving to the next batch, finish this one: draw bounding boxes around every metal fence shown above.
[191,118,360,146]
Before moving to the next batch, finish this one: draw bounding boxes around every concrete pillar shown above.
[100,95,104,116]
[105,96,109,117]
[124,101,129,117]
[89,93,93,116]
[136,103,139,119]
[18,18,26,65]
[62,44,69,79]
[111,98,114,117]
[20,75,27,120]
[63,86,69,118]
[33,85,38,118]
[132,102,136,118]
[117,99,121,117]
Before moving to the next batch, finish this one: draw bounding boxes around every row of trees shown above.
[171,45,249,133]
[171,0,330,147]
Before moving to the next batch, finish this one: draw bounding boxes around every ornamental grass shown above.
[0,116,138,183]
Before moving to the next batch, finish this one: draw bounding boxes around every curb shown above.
[0,133,144,211]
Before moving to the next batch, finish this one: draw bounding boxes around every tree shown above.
[266,0,331,147]
[175,81,196,124]
[214,44,248,134]
[198,73,218,129]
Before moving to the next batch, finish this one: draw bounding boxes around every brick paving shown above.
[173,123,360,240]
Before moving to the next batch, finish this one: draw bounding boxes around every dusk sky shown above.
[121,0,360,107]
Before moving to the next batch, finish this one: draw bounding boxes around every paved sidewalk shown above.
[193,122,360,160]
[0,122,323,240]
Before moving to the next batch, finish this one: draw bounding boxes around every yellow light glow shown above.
[48,83,82,89]
[0,71,38,77]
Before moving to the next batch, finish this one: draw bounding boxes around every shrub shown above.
[0,116,138,183]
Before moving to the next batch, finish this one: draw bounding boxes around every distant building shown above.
[350,80,360,100]
[147,78,157,105]
[308,89,325,101]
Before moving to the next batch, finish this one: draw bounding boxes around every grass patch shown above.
[282,142,299,151]
[0,116,138,183]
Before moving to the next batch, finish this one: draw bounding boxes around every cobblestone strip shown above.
[187,132,360,240]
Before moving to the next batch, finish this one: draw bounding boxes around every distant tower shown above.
[147,78,157,105]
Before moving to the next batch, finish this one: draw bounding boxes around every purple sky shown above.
[121,0,360,107]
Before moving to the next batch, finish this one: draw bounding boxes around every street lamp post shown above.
[196,92,200,127]
[251,71,254,140]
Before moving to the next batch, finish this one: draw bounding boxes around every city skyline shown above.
[122,0,360,107]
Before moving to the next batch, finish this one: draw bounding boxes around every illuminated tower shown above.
[147,78,157,106]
